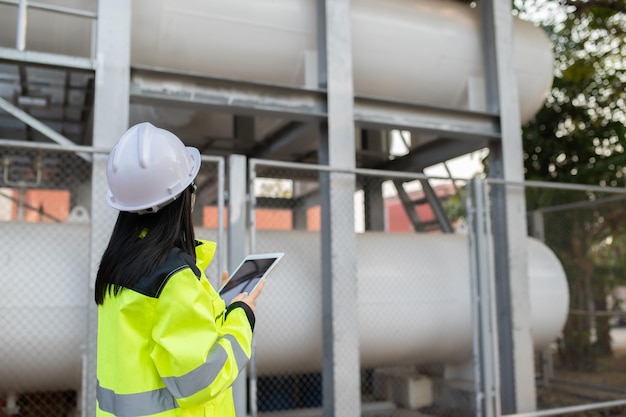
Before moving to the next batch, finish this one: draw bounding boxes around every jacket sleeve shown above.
[150,268,253,408]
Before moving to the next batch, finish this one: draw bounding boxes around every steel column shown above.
[227,154,250,417]
[318,1,360,416]
[480,0,535,413]
[87,2,131,417]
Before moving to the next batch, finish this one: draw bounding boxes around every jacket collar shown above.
[195,239,216,271]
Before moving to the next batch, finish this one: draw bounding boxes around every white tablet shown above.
[218,252,284,305]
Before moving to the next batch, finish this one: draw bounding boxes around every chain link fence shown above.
[6,141,624,417]
[0,142,224,417]
[522,181,626,416]
[0,144,94,417]
[463,178,626,417]
[247,159,479,417]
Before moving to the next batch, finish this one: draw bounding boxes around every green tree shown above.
[517,0,626,369]
[519,0,626,187]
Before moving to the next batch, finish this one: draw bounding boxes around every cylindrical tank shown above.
[131,0,552,122]
[0,225,569,393]
[251,230,569,375]
[0,0,553,123]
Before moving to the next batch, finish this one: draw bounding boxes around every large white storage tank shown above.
[131,0,552,123]
[0,225,569,393]
[0,0,553,124]
[252,231,568,375]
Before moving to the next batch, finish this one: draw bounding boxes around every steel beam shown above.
[129,66,327,121]
[354,96,500,140]
[379,137,489,172]
[129,67,501,141]
[0,47,95,71]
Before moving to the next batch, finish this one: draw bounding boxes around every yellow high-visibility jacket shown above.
[96,240,254,417]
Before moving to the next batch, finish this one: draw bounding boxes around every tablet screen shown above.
[219,253,283,305]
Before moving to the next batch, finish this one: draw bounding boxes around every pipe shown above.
[504,399,626,417]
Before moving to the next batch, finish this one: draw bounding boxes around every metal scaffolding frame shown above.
[0,1,535,416]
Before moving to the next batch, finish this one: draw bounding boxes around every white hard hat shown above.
[106,122,201,214]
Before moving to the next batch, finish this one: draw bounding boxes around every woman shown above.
[95,122,263,417]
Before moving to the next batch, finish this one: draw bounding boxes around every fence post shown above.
[227,154,250,417]
[529,210,554,387]
[468,178,500,417]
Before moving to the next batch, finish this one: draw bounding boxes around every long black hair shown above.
[94,185,196,305]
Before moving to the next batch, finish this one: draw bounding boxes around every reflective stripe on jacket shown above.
[96,240,253,417]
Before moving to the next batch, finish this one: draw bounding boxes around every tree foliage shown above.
[518,0,626,188]
[515,0,626,369]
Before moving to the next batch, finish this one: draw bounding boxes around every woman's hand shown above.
[221,271,266,313]
[231,279,265,313]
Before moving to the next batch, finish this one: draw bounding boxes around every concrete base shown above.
[371,366,476,417]
[372,368,434,410]
[432,377,475,417]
